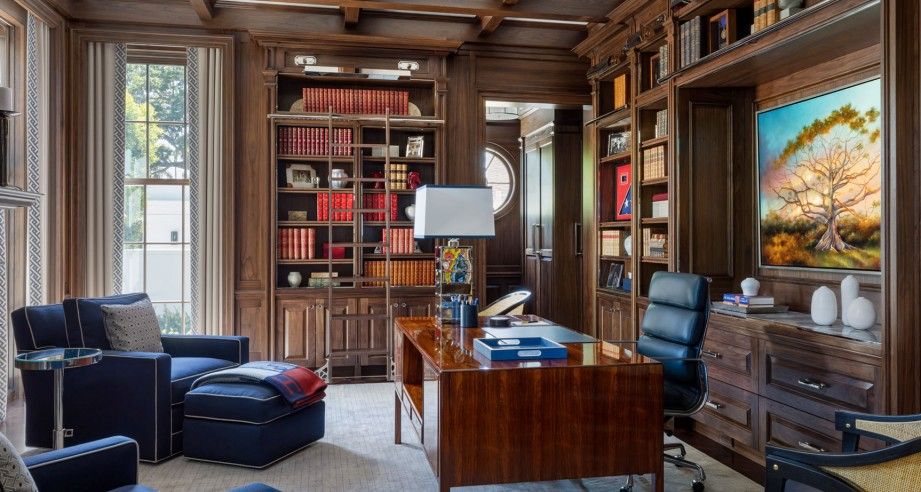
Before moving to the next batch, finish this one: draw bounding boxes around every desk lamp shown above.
[413,185,495,324]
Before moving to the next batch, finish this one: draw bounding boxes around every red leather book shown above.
[316,194,324,222]
[308,228,316,259]
[294,228,302,259]
[299,228,307,259]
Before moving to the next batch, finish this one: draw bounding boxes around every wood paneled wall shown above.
[484,120,523,304]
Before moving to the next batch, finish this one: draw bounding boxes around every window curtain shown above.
[25,13,50,306]
[0,212,7,421]
[84,42,126,297]
[187,47,225,335]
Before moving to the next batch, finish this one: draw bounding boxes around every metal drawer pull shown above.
[705,401,723,410]
[797,441,827,453]
[702,350,722,359]
[797,378,829,390]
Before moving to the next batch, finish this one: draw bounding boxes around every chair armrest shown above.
[161,335,249,363]
[836,411,921,450]
[24,436,138,492]
[20,351,172,461]
[767,437,921,467]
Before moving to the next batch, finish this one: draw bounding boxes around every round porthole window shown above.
[484,147,514,214]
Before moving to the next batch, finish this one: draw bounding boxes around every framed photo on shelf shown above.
[607,131,630,156]
[406,136,425,158]
[285,164,318,189]
[605,263,624,289]
[649,53,661,87]
[708,9,738,52]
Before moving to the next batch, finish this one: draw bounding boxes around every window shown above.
[483,147,514,214]
[123,61,192,334]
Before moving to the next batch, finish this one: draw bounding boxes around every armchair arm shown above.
[161,335,249,363]
[836,411,921,451]
[24,435,138,492]
[20,351,171,462]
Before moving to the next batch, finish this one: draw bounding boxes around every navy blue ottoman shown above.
[183,382,325,468]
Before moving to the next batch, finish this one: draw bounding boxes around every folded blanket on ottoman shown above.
[191,361,327,408]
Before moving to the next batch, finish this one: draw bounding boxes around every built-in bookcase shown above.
[270,74,442,293]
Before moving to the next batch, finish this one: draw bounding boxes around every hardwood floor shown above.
[1,397,28,454]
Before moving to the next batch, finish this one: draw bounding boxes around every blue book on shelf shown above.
[722,293,774,306]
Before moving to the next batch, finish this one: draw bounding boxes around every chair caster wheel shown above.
[619,487,632,492]
[692,481,705,492]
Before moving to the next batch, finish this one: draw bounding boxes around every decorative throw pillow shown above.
[0,432,37,492]
[101,298,164,353]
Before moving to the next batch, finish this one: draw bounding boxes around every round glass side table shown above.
[15,348,102,449]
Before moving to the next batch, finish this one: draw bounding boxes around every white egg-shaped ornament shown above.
[846,297,876,330]
[810,286,837,326]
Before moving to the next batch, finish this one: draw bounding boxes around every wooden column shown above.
[884,0,921,414]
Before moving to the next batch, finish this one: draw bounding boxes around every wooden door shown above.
[523,145,542,255]
[359,296,391,369]
[538,140,554,254]
[322,297,360,376]
[276,298,324,368]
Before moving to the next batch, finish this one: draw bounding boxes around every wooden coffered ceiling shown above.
[55,0,627,50]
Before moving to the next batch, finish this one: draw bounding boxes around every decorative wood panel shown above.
[235,292,268,361]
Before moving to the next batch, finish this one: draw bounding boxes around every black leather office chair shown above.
[621,271,711,492]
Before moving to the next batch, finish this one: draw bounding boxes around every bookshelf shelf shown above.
[600,255,631,262]
[597,287,632,298]
[361,189,416,195]
[635,84,668,109]
[364,221,413,226]
[278,259,353,265]
[361,156,435,164]
[591,106,632,128]
[641,177,669,187]
[640,136,669,149]
[599,221,632,229]
[600,150,631,164]
[641,256,669,265]
[364,253,431,259]
[277,155,355,162]
[270,112,443,126]
[641,217,669,225]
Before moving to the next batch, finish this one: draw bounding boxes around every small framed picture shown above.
[285,164,318,189]
[607,131,630,156]
[406,136,425,158]
[605,263,624,289]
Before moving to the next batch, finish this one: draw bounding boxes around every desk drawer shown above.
[761,397,840,454]
[691,378,758,449]
[761,341,880,420]
[702,328,756,391]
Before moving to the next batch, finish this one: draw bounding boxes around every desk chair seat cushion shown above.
[63,293,150,349]
[171,357,238,404]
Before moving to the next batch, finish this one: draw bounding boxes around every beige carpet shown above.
[140,382,759,492]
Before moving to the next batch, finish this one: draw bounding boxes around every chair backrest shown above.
[63,293,150,349]
[637,272,710,384]
[479,291,532,317]
[11,304,69,351]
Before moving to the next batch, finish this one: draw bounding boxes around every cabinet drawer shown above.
[761,398,841,454]
[761,341,880,420]
[691,378,758,449]
[702,328,756,391]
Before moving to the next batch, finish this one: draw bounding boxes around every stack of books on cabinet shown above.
[642,229,668,259]
[601,230,624,257]
[642,146,667,182]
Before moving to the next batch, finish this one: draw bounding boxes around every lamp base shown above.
[435,241,473,325]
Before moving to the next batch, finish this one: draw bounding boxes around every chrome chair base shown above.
[619,449,706,492]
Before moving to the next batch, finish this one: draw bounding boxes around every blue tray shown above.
[473,337,568,361]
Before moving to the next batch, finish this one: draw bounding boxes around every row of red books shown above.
[382,228,415,254]
[363,260,434,287]
[277,127,352,156]
[362,194,399,221]
[302,88,410,115]
[278,228,316,260]
[316,193,354,221]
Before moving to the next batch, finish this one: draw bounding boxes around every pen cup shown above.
[459,304,479,328]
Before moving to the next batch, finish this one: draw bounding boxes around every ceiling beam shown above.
[217,0,608,23]
[190,0,215,20]
[479,15,504,36]
[341,6,360,27]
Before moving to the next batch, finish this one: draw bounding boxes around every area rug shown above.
[140,382,759,491]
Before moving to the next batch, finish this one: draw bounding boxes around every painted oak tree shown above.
[771,104,880,252]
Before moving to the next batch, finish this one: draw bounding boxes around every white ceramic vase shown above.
[624,235,633,256]
[846,297,876,330]
[741,277,760,296]
[810,286,837,326]
[840,275,859,326]
[287,271,302,288]
[330,168,348,189]
[405,204,416,221]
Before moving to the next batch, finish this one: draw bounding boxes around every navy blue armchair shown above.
[24,435,147,492]
[11,293,249,462]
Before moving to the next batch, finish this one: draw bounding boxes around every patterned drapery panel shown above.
[187,46,225,336]
[0,212,8,421]
[25,13,49,306]
[84,42,126,297]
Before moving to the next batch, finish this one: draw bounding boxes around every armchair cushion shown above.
[24,435,138,492]
[101,298,163,353]
[0,431,37,491]
[171,357,238,404]
[11,304,69,351]
[63,293,150,349]
[162,335,249,364]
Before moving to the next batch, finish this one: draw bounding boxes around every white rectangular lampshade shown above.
[413,185,496,239]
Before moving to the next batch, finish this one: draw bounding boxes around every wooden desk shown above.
[393,317,664,491]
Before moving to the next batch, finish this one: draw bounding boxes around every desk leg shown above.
[53,369,64,449]
[654,461,664,492]
[394,392,402,444]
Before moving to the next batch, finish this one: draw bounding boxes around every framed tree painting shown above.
[757,78,881,271]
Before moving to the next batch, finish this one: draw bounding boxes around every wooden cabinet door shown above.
[276,298,324,368]
[538,141,554,253]
[537,256,553,319]
[523,255,541,314]
[596,295,615,341]
[400,297,434,317]
[523,146,542,254]
[322,297,360,373]
[359,296,391,368]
